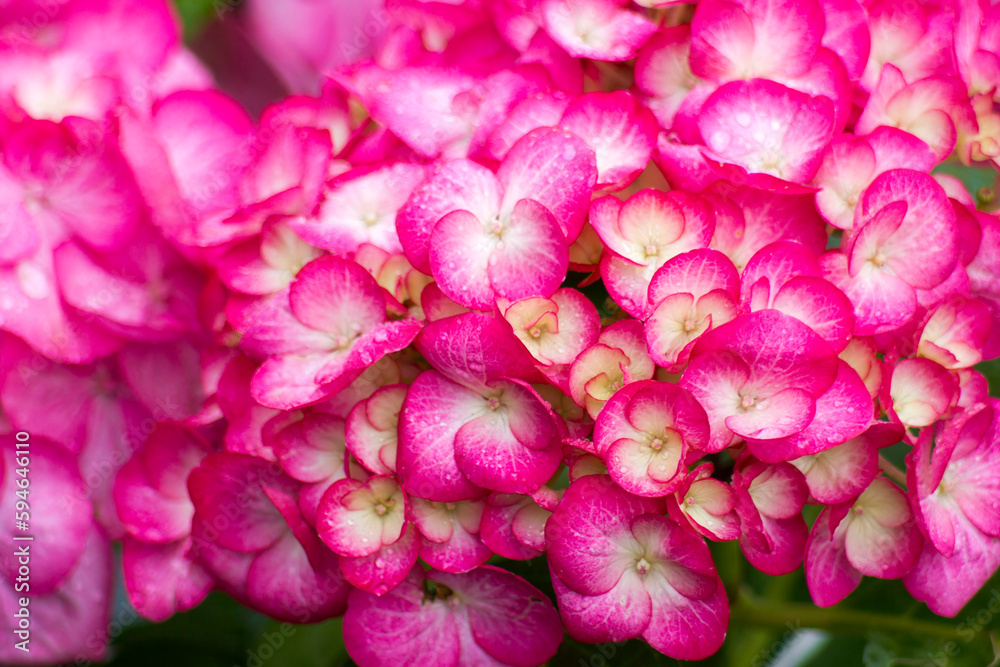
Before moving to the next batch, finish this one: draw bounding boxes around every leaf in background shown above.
[932,162,998,202]
[250,617,351,667]
[173,0,222,40]
[107,592,268,666]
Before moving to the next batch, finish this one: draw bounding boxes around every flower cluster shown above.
[1,0,1000,664]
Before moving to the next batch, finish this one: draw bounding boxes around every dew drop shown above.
[709,130,730,150]
[374,583,390,595]
[16,262,49,300]
[735,112,751,127]
[619,466,627,473]
[374,330,388,343]
[375,557,385,568]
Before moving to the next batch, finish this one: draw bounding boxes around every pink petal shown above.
[678,350,751,452]
[121,537,213,622]
[317,476,408,557]
[415,312,540,393]
[298,164,423,254]
[397,370,487,502]
[484,90,572,161]
[844,479,922,578]
[4,118,143,250]
[414,500,492,573]
[559,91,658,190]
[707,181,827,270]
[428,210,498,310]
[246,531,349,622]
[691,0,824,80]
[853,169,958,290]
[151,90,254,218]
[771,276,855,352]
[805,504,863,607]
[546,474,662,596]
[339,524,419,596]
[541,0,657,61]
[487,199,568,304]
[454,383,561,494]
[726,387,816,441]
[289,255,386,336]
[700,79,834,184]
[0,527,112,664]
[741,514,809,575]
[497,126,597,242]
[187,453,295,553]
[648,248,740,307]
[342,569,459,666]
[903,510,1000,617]
[746,360,873,462]
[889,358,956,428]
[397,160,503,274]
[346,385,407,476]
[552,568,652,643]
[643,569,728,661]
[481,494,546,561]
[432,566,563,666]
[821,249,917,335]
[0,439,90,594]
[691,310,839,400]
[791,435,878,504]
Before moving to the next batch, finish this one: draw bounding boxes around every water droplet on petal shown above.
[375,558,385,568]
[710,131,730,150]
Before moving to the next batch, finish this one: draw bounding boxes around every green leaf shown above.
[107,592,268,666]
[249,617,351,667]
[932,162,997,201]
[172,0,222,40]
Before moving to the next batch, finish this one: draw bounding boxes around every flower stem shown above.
[878,454,908,487]
[730,589,962,641]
